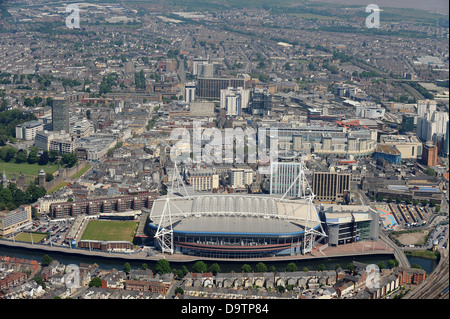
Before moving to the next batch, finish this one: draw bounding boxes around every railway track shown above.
[404,248,449,299]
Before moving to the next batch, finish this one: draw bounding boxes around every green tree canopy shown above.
[209,263,221,275]
[89,277,103,288]
[155,259,171,274]
[192,261,208,273]
[41,254,53,266]
[123,262,131,274]
[241,264,252,273]
[286,262,297,272]
[255,262,267,273]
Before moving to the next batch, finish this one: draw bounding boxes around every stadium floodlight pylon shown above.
[154,162,189,254]
[279,161,327,254]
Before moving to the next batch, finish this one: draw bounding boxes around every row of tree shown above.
[0,146,78,168]
[0,181,46,211]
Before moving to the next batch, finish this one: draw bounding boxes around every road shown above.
[378,230,410,268]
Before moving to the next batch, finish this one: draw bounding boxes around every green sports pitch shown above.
[80,220,138,242]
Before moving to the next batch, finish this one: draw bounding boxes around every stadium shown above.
[148,194,326,259]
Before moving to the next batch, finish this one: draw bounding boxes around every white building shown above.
[185,82,196,103]
[229,168,253,188]
[355,104,385,118]
[34,130,72,151]
[220,87,250,116]
[15,121,43,141]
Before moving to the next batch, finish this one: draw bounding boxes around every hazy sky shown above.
[309,0,449,15]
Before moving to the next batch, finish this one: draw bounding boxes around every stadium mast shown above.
[280,162,327,254]
[154,163,190,254]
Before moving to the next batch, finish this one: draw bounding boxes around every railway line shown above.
[404,248,449,299]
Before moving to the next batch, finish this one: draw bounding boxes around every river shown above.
[0,245,438,274]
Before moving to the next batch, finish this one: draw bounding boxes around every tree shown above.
[155,259,171,275]
[89,277,103,288]
[241,264,252,273]
[424,167,437,176]
[192,261,208,273]
[141,263,148,270]
[15,150,28,163]
[49,150,59,162]
[286,262,297,272]
[387,260,396,269]
[411,263,422,270]
[316,264,326,271]
[346,262,354,272]
[41,254,52,266]
[123,262,131,274]
[38,151,49,166]
[255,262,267,273]
[45,173,54,182]
[181,265,189,277]
[209,263,221,275]
[27,149,39,164]
[174,287,184,295]
[377,261,385,270]
[435,206,441,213]
[61,153,78,167]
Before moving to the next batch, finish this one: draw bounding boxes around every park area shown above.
[80,220,138,243]
[1,159,59,181]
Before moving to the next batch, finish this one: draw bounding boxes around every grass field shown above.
[14,232,48,243]
[81,220,138,242]
[0,159,59,180]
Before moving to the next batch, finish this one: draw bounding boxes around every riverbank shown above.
[404,249,440,260]
[0,238,395,264]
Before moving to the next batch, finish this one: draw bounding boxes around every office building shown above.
[270,162,304,197]
[52,96,70,133]
[15,121,43,141]
[416,100,437,118]
[251,88,272,116]
[34,130,72,151]
[380,135,422,159]
[196,77,246,100]
[220,87,250,116]
[229,168,253,188]
[401,115,415,133]
[192,58,209,76]
[185,82,196,103]
[185,169,219,192]
[319,204,379,246]
[422,142,438,167]
[0,205,32,237]
[312,171,350,203]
